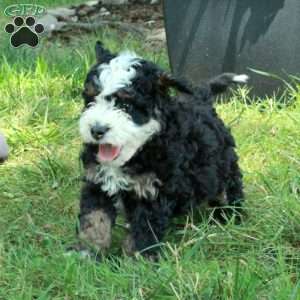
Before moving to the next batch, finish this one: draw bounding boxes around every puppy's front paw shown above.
[65,243,98,260]
[122,234,136,256]
[122,234,160,261]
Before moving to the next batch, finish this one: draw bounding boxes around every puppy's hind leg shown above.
[225,159,244,221]
[212,160,244,224]
[226,159,244,204]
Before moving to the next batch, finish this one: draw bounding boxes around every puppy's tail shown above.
[208,73,249,96]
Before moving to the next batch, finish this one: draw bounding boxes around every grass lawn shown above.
[0,1,300,299]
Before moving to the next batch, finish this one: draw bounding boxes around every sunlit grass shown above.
[0,20,300,299]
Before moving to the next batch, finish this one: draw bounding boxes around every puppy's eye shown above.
[119,102,130,110]
[113,89,135,100]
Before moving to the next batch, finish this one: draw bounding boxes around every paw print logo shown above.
[4,16,44,48]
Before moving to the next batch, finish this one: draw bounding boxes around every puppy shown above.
[76,41,247,257]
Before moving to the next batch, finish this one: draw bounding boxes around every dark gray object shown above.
[163,0,300,96]
[0,133,9,163]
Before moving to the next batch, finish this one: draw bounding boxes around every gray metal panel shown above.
[163,0,300,96]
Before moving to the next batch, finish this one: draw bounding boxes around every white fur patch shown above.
[85,164,161,199]
[233,74,249,83]
[98,51,141,96]
[92,165,130,196]
[79,96,160,166]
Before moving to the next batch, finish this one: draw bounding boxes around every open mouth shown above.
[97,143,121,162]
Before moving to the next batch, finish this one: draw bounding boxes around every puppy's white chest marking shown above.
[85,165,161,200]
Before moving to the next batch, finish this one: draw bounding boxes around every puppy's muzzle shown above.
[91,123,109,140]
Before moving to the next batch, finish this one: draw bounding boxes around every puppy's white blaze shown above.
[233,74,249,83]
[98,51,141,96]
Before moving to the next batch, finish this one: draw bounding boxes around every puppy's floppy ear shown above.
[83,72,101,97]
[95,41,115,63]
[157,72,193,94]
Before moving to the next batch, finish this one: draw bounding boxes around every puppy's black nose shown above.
[91,123,109,140]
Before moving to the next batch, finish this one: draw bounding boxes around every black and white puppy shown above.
[77,41,248,256]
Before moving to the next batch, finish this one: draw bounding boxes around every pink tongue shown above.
[98,144,121,162]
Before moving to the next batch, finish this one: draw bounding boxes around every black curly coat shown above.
[77,42,245,256]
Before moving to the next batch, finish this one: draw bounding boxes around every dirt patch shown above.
[40,0,165,45]
[96,2,164,29]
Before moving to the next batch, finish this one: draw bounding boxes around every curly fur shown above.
[76,41,247,256]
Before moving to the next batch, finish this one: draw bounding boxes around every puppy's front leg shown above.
[78,181,116,253]
[123,198,171,257]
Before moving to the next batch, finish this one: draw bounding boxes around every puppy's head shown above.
[80,41,191,167]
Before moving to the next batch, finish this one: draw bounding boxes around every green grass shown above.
[1,7,300,299]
